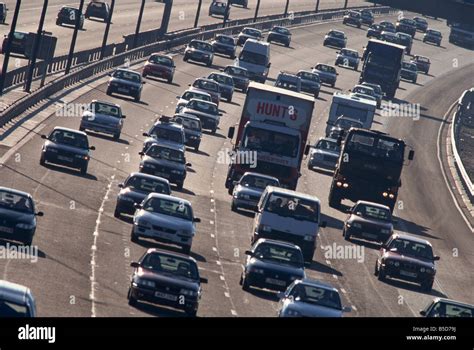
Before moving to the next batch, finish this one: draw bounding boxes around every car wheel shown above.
[241,275,250,291]
[314,92,319,99]
[354,65,359,71]
[413,78,417,84]
[142,72,147,78]
[331,82,335,88]
[113,132,121,140]
[56,20,61,26]
[194,145,199,152]
[106,88,112,96]
[421,280,433,292]
[80,163,88,175]
[211,128,217,134]
[23,235,33,246]
[377,266,386,281]
[114,208,121,218]
[167,77,173,84]
[131,229,139,243]
[231,202,237,212]
[176,182,184,190]
[127,289,138,306]
[374,261,379,276]
[285,42,290,48]
[206,60,212,67]
[343,229,351,241]
[185,307,197,317]
[79,126,85,132]
[328,188,341,208]
[40,155,46,166]
[183,55,188,62]
[134,94,141,102]
[182,245,191,255]
[227,96,232,103]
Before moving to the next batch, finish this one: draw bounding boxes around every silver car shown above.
[360,82,383,108]
[181,98,222,134]
[308,138,341,171]
[335,48,360,70]
[278,279,351,317]
[312,63,338,87]
[207,72,234,102]
[231,172,280,211]
[183,40,214,67]
[0,280,36,317]
[80,100,125,140]
[131,193,201,254]
[175,89,212,113]
[106,68,145,102]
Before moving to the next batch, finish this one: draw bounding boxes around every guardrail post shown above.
[133,0,146,48]
[100,0,115,60]
[284,0,290,17]
[344,0,348,9]
[24,0,48,93]
[0,0,21,95]
[65,0,85,75]
[223,0,231,26]
[315,0,320,12]
[254,0,261,21]
[159,0,173,37]
[194,0,202,28]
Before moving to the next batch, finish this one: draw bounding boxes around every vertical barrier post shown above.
[65,0,85,75]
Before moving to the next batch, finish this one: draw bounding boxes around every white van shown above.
[236,39,271,83]
[252,187,326,262]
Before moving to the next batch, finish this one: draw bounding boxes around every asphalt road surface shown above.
[0,9,473,317]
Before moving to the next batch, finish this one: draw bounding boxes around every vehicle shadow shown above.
[321,213,344,231]
[132,301,188,317]
[0,239,47,259]
[135,239,207,262]
[173,186,196,196]
[202,130,226,139]
[306,260,343,277]
[382,278,448,298]
[225,101,241,107]
[145,76,181,88]
[345,237,381,251]
[110,94,149,106]
[245,287,280,302]
[232,208,255,218]
[393,216,439,240]
[85,130,130,145]
[309,167,334,177]
[187,148,209,157]
[41,163,98,181]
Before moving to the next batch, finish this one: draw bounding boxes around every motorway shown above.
[0,0,371,72]
[0,8,473,317]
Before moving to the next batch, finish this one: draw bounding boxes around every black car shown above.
[379,21,396,33]
[139,142,190,190]
[420,298,474,317]
[360,9,374,26]
[85,1,110,22]
[396,32,413,55]
[229,0,248,7]
[413,16,428,32]
[0,187,43,246]
[210,34,236,59]
[401,61,418,83]
[106,68,145,102]
[240,239,306,292]
[343,201,393,243]
[128,248,208,317]
[1,31,29,58]
[367,24,383,39]
[172,113,202,151]
[40,127,95,174]
[411,55,431,74]
[375,233,440,291]
[0,3,8,24]
[323,30,347,48]
[223,65,249,92]
[423,29,442,46]
[183,40,214,66]
[342,10,362,28]
[56,6,84,29]
[296,70,321,98]
[267,26,291,47]
[114,172,171,217]
[396,18,417,37]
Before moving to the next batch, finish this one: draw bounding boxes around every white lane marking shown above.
[90,176,115,317]
[224,292,230,298]
[220,275,225,281]
[210,220,214,225]
[437,101,474,232]
[341,288,347,294]
[332,274,338,279]
[231,309,238,316]
[352,305,358,312]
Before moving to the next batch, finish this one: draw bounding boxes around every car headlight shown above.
[352,222,362,229]
[381,229,391,234]
[425,268,435,275]
[119,195,135,203]
[386,260,394,265]
[16,223,35,230]
[285,309,301,317]
[420,267,426,273]
[180,289,198,297]
[304,235,315,241]
[134,278,155,288]
[250,268,264,274]
[136,219,151,228]
[75,154,89,160]
[45,147,58,153]
[394,261,400,267]
[171,169,183,174]
[180,229,193,236]
[143,163,156,169]
[240,194,250,200]
[259,225,272,233]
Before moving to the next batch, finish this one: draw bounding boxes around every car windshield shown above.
[370,24,382,30]
[253,243,303,268]
[187,100,218,115]
[264,193,319,222]
[355,203,391,221]
[316,139,340,152]
[146,145,184,163]
[388,238,434,260]
[209,73,233,86]
[242,127,299,158]
[239,51,267,66]
[289,284,342,310]
[217,36,234,45]
[141,252,199,280]
[0,190,34,214]
[90,102,121,117]
[329,31,345,38]
[363,84,381,94]
[149,55,173,66]
[400,18,416,26]
[61,7,76,15]
[353,86,374,96]
[416,56,429,63]
[428,303,474,317]
[49,129,89,149]
[173,116,201,131]
[273,27,290,35]
[275,78,299,92]
[149,125,183,143]
[428,30,441,36]
[298,71,320,82]
[348,11,360,18]
[342,50,358,58]
[189,41,212,51]
[142,197,192,221]
[225,66,248,77]
[113,70,141,83]
[381,22,395,29]
[0,300,30,317]
[182,91,211,102]
[402,62,417,70]
[242,28,261,37]
[316,65,336,74]
[125,176,169,194]
[414,17,427,24]
[194,80,219,92]
[239,175,279,189]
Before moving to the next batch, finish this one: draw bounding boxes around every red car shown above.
[142,53,175,84]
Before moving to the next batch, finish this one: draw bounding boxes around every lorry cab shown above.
[236,39,271,83]
[252,186,326,262]
[0,280,36,317]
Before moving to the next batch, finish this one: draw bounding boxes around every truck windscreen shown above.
[345,133,404,162]
[335,105,369,123]
[264,193,319,223]
[242,127,299,158]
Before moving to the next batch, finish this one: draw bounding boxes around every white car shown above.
[131,193,201,254]
[181,98,222,134]
[175,89,212,113]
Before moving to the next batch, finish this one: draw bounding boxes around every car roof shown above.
[0,280,30,305]
[354,200,390,211]
[148,139,185,151]
[182,89,211,97]
[226,65,247,71]
[241,172,279,182]
[391,233,433,246]
[431,298,474,309]
[316,63,336,69]
[209,72,233,79]
[91,99,121,108]
[341,48,358,53]
[126,172,170,184]
[194,77,218,84]
[187,98,218,107]
[150,53,173,59]
[317,137,339,144]
[265,186,321,204]
[153,119,184,131]
[243,27,261,32]
[254,238,302,251]
[145,248,197,264]
[173,113,201,122]
[297,278,339,292]
[361,82,381,88]
[216,34,233,38]
[354,84,374,91]
[145,193,192,207]
[0,186,32,198]
[115,68,139,74]
[52,126,88,137]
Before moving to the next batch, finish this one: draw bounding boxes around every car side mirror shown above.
[219,112,223,116]
[304,144,310,156]
[142,132,149,137]
[336,136,342,146]
[118,183,124,188]
[134,203,142,209]
[176,95,180,99]
[36,211,44,217]
[122,115,126,119]
[419,310,427,316]
[142,81,146,85]
[408,150,415,160]
[186,162,192,167]
[90,146,96,150]
[267,63,271,68]
[41,135,47,139]
[336,73,339,75]
[188,83,191,87]
[320,221,327,228]
[227,126,235,139]
[244,250,253,256]
[130,262,140,268]
[200,277,208,284]
[343,306,352,313]
[193,217,201,223]
[138,151,145,156]
[434,256,440,261]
